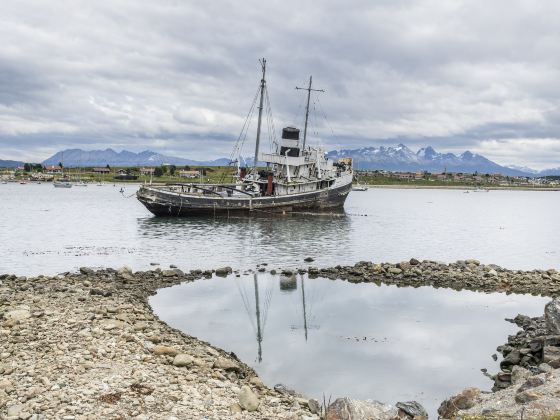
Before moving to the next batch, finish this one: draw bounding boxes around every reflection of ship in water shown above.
[136,214,352,266]
[237,273,320,362]
[236,273,273,363]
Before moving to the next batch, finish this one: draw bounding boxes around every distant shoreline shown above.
[363,184,560,191]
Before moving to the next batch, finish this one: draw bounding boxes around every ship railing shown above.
[163,183,258,198]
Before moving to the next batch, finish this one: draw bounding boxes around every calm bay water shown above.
[151,273,549,417]
[0,183,559,275]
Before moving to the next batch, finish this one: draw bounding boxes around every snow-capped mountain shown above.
[327,144,536,176]
[42,149,230,167]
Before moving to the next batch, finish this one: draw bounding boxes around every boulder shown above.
[326,398,398,420]
[500,349,521,369]
[396,401,428,419]
[213,357,241,372]
[215,267,233,277]
[409,258,420,266]
[173,354,194,367]
[238,385,259,411]
[79,267,94,275]
[397,262,411,271]
[517,376,546,393]
[511,366,531,384]
[515,390,541,404]
[438,388,480,419]
[388,267,402,275]
[543,345,560,363]
[545,299,560,334]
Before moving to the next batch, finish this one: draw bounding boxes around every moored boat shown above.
[137,59,353,217]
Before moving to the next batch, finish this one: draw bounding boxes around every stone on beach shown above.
[173,354,194,367]
[438,388,480,419]
[5,309,31,322]
[152,345,179,356]
[237,385,260,411]
[215,267,233,276]
[213,357,241,372]
[545,298,560,334]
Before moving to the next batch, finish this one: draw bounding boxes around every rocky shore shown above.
[2,259,560,419]
[0,267,318,420]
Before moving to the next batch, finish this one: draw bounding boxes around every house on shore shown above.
[44,165,63,174]
[179,170,201,178]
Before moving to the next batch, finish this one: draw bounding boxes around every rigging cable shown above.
[219,85,260,183]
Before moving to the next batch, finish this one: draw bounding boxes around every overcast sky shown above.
[1,0,560,169]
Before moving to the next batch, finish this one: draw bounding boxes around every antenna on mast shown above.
[296,76,324,151]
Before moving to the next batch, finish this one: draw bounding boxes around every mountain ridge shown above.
[2,145,556,176]
[326,144,557,176]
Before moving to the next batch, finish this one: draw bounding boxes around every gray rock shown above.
[79,267,94,275]
[173,354,194,367]
[308,398,321,415]
[543,345,560,363]
[213,357,240,372]
[515,390,541,404]
[517,376,546,393]
[238,385,259,412]
[215,267,232,277]
[511,366,531,384]
[396,401,428,418]
[388,267,402,275]
[545,299,560,334]
[326,398,398,420]
[162,269,183,277]
[304,257,314,262]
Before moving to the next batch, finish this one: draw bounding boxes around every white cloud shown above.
[0,0,560,167]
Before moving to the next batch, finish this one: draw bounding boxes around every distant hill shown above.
[0,159,24,168]
[42,148,230,167]
[326,144,549,176]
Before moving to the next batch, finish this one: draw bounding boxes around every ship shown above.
[136,59,353,217]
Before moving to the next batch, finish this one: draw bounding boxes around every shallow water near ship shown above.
[1,183,559,275]
[150,273,549,417]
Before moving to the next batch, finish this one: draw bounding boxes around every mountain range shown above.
[326,144,560,176]
[1,145,559,176]
[41,148,230,167]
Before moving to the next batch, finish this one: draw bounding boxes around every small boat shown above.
[352,185,368,192]
[74,181,88,187]
[53,181,73,188]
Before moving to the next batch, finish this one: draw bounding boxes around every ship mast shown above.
[296,76,324,151]
[253,58,266,175]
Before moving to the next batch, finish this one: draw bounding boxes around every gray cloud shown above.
[1,0,560,168]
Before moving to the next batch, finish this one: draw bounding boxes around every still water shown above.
[0,183,559,275]
[151,273,549,416]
